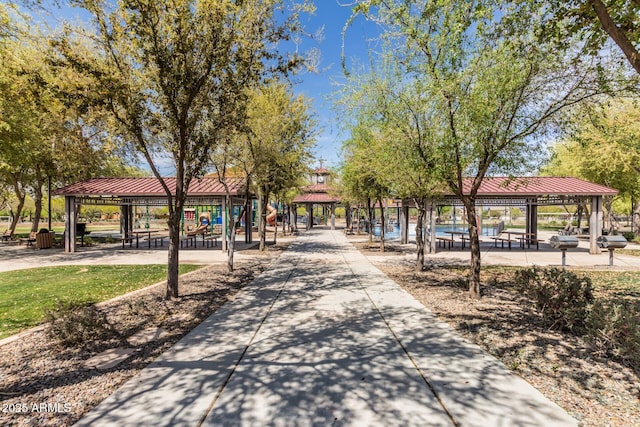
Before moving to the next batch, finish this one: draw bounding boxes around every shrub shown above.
[514,267,594,333]
[585,299,640,371]
[45,301,117,348]
[622,231,635,242]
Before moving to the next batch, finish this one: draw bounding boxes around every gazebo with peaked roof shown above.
[53,177,253,253]
[398,176,618,254]
[292,167,341,230]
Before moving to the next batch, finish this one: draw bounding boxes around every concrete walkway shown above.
[76,228,575,427]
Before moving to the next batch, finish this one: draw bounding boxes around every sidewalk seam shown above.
[196,253,302,426]
[338,234,459,427]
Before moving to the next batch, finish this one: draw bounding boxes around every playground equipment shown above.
[267,204,277,226]
[187,212,210,236]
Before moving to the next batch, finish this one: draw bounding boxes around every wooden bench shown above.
[436,236,454,249]
[1,230,12,242]
[20,232,37,247]
[460,235,470,249]
[490,235,514,250]
[144,235,166,248]
[204,235,219,248]
[121,236,135,249]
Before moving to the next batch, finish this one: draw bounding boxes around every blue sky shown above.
[33,1,378,171]
[293,1,378,169]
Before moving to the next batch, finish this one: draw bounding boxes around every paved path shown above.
[76,228,575,426]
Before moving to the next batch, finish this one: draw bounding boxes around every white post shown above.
[221,196,228,252]
[64,196,76,253]
[429,201,437,253]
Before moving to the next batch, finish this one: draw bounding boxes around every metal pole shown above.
[561,249,567,267]
[609,249,614,266]
[48,175,52,231]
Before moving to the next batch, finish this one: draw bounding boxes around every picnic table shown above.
[490,231,541,250]
[130,229,161,248]
[445,231,470,249]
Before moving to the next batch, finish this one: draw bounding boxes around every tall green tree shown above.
[54,0,309,298]
[531,1,640,75]
[0,35,52,234]
[544,99,640,233]
[0,22,135,234]
[340,123,392,250]
[350,0,617,298]
[238,82,315,252]
[336,57,444,265]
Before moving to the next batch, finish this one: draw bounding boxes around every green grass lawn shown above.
[0,264,201,339]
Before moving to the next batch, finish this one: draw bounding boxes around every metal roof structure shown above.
[438,176,617,206]
[460,176,617,196]
[53,177,248,206]
[292,184,341,204]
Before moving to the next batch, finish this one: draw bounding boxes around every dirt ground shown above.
[356,241,640,427]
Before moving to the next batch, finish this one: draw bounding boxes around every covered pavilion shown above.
[52,177,252,253]
[292,166,341,230]
[398,176,618,254]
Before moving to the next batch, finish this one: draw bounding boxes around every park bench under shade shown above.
[19,231,37,247]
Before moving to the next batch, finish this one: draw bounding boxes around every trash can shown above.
[36,231,53,249]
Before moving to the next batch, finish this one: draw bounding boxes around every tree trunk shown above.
[414,199,426,271]
[576,204,583,229]
[634,201,640,235]
[367,198,374,244]
[603,196,616,234]
[31,179,44,232]
[463,197,481,299]
[9,176,25,235]
[166,209,181,299]
[244,178,252,243]
[345,204,352,230]
[227,195,235,272]
[283,204,288,236]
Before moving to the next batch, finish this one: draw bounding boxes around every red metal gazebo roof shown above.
[293,193,341,203]
[53,177,245,197]
[458,176,617,197]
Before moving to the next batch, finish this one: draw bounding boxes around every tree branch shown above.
[588,0,640,74]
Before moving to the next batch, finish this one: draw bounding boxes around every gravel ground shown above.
[358,242,640,427]
[0,244,288,427]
